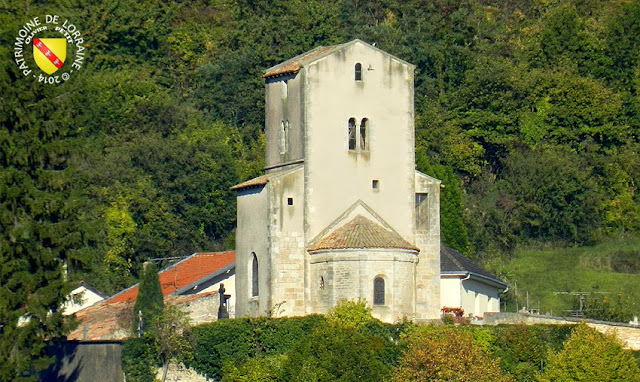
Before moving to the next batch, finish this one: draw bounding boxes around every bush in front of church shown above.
[278,322,392,381]
[394,325,513,382]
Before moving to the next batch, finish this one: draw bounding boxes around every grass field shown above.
[496,237,640,319]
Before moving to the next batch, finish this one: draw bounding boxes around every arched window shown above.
[252,253,259,297]
[373,277,385,305]
[348,118,356,150]
[359,118,368,150]
[355,63,362,81]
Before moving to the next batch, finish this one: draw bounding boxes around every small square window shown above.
[372,180,379,189]
[287,197,293,206]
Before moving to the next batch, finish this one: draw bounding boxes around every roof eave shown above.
[308,247,419,254]
[441,271,508,290]
[172,262,235,295]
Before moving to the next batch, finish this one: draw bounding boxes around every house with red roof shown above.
[68,251,235,340]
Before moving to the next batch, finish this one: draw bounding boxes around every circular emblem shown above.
[13,14,86,85]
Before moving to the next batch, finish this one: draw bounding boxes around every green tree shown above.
[152,305,193,382]
[539,323,640,382]
[0,6,95,379]
[132,262,164,336]
[416,153,469,253]
[493,325,549,381]
[394,325,513,382]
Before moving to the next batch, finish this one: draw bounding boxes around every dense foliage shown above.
[539,323,640,382]
[3,0,640,377]
[122,337,158,382]
[124,312,630,382]
[394,325,512,382]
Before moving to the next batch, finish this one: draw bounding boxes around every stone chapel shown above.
[232,39,442,322]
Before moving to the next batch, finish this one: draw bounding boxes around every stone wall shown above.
[483,312,640,350]
[156,363,210,382]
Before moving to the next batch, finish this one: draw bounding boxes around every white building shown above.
[62,281,106,316]
[233,39,505,323]
[440,246,508,318]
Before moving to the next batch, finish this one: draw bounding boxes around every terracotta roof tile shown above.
[230,174,274,191]
[263,45,342,78]
[308,215,418,251]
[67,293,216,341]
[108,251,235,304]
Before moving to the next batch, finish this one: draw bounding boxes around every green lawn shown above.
[499,237,640,319]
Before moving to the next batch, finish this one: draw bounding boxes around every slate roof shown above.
[308,215,418,252]
[440,246,507,288]
[108,251,235,303]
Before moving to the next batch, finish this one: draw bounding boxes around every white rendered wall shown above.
[303,42,416,244]
[63,286,105,316]
[235,186,270,317]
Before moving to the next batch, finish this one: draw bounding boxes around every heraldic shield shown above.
[33,38,67,75]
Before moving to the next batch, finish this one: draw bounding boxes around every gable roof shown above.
[264,39,414,78]
[108,251,235,304]
[441,246,507,289]
[67,293,216,341]
[308,215,418,252]
[72,281,107,299]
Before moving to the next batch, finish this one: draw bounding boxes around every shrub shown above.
[253,315,326,355]
[394,325,513,382]
[279,323,392,381]
[222,354,287,382]
[122,337,158,382]
[188,319,256,380]
[327,298,374,329]
[187,316,327,380]
[539,323,640,382]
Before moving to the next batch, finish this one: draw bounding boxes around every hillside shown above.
[500,237,640,320]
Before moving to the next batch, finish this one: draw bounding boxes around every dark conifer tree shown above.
[132,262,164,336]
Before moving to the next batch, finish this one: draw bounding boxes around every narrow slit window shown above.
[360,118,368,150]
[287,197,293,206]
[415,193,429,232]
[279,121,288,155]
[372,179,379,189]
[355,63,362,81]
[374,277,385,305]
[348,118,356,150]
[252,253,259,297]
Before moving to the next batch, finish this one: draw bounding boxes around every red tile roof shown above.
[263,45,342,78]
[67,293,216,340]
[108,251,235,304]
[308,215,419,251]
[230,173,274,191]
